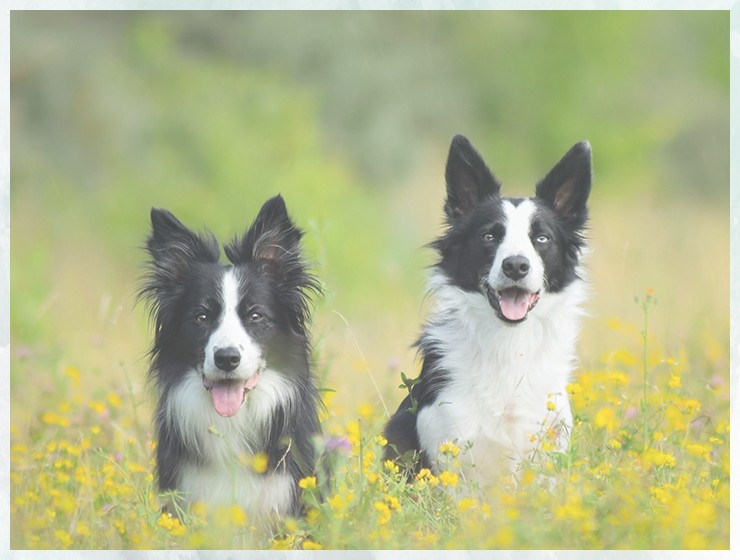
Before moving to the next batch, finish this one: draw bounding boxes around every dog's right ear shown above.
[444,135,502,224]
[143,209,220,289]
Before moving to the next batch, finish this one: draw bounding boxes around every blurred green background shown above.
[10,11,729,420]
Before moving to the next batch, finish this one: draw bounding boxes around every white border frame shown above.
[2,2,737,559]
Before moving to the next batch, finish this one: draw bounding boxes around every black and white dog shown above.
[139,195,321,518]
[385,135,592,482]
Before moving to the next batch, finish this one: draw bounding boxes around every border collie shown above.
[138,195,321,518]
[385,135,592,482]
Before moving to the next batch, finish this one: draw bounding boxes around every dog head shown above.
[139,195,318,416]
[434,135,591,324]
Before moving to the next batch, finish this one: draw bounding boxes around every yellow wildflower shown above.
[298,476,317,490]
[157,513,186,536]
[374,500,392,524]
[229,506,248,527]
[594,407,617,432]
[458,497,477,512]
[55,529,73,548]
[107,392,122,409]
[438,470,459,488]
[252,452,269,474]
[439,441,461,457]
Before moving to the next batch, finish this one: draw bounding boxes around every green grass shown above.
[8,12,729,548]
[8,289,730,548]
[9,190,731,548]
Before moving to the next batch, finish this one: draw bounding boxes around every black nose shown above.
[214,347,241,372]
[502,255,530,281]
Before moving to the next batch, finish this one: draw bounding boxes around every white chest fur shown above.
[416,275,586,481]
[164,367,297,515]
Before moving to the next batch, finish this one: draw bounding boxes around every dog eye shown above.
[535,234,550,244]
[482,232,495,242]
[249,311,264,322]
[195,312,208,323]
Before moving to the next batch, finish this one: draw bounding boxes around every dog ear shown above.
[138,209,220,327]
[444,135,502,223]
[145,208,220,281]
[535,141,592,224]
[225,195,302,268]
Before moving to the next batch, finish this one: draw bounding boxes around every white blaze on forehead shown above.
[203,268,264,379]
[488,199,545,292]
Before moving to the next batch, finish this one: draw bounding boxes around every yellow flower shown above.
[643,449,676,469]
[107,392,122,409]
[439,441,460,457]
[374,434,388,447]
[682,399,702,414]
[157,513,186,536]
[64,366,81,386]
[327,490,354,513]
[607,371,628,386]
[594,407,617,432]
[668,375,682,389]
[41,412,70,427]
[383,459,399,474]
[438,470,459,488]
[458,497,477,512]
[252,452,269,474]
[357,403,374,419]
[298,476,317,490]
[55,529,73,548]
[566,382,583,395]
[89,401,107,415]
[374,501,392,524]
[415,468,440,488]
[384,494,401,510]
[546,400,556,411]
[346,421,361,447]
[685,443,711,461]
[229,506,248,527]
[303,539,323,550]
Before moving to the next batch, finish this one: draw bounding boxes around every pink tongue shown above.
[499,289,531,321]
[211,383,245,417]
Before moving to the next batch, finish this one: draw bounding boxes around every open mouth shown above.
[485,285,540,324]
[202,373,260,417]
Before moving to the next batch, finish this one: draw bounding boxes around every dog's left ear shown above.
[225,195,303,267]
[535,141,592,224]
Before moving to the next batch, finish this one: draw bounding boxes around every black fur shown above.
[384,136,592,466]
[138,195,321,515]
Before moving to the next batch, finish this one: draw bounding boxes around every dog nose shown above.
[214,347,241,372]
[502,255,530,280]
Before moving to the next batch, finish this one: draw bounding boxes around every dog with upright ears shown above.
[384,135,592,483]
[138,195,321,520]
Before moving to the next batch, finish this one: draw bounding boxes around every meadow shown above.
[8,10,730,551]
[8,192,731,550]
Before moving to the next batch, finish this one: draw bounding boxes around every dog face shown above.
[434,135,591,324]
[140,195,317,417]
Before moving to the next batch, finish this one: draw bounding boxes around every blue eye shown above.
[535,234,550,244]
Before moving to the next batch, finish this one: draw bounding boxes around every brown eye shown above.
[482,232,495,242]
[249,311,263,322]
[195,312,208,323]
